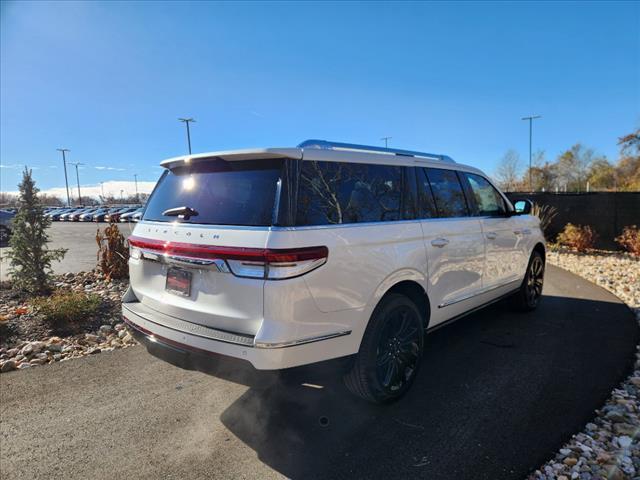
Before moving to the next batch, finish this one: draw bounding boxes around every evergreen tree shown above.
[7,168,66,294]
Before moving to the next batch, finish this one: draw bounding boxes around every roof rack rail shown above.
[297,139,455,163]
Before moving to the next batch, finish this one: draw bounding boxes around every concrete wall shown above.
[505,192,640,250]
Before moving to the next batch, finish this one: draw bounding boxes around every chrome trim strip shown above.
[123,304,351,349]
[254,330,352,349]
[123,304,255,347]
[139,214,520,232]
[139,249,230,272]
[428,287,521,332]
[438,279,521,308]
[138,220,273,231]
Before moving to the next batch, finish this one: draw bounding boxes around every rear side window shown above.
[143,159,283,226]
[416,168,438,218]
[424,168,469,218]
[296,161,403,225]
[464,173,507,216]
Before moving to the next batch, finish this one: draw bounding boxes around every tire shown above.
[511,251,545,311]
[344,293,424,403]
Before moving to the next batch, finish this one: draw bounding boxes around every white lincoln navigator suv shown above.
[123,140,545,403]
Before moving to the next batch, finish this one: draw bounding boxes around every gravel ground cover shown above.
[530,249,640,480]
[0,271,136,373]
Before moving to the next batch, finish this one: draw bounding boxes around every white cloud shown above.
[94,166,126,171]
[5,180,157,199]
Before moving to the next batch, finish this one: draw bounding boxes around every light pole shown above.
[56,148,71,207]
[380,136,392,148]
[68,162,84,205]
[521,115,542,192]
[120,189,124,203]
[134,174,139,203]
[178,118,196,154]
[100,182,105,199]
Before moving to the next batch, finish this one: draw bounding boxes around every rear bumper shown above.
[122,302,353,370]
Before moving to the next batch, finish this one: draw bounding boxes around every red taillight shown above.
[128,236,328,280]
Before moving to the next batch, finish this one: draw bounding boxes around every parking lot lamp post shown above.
[100,182,104,199]
[56,148,71,207]
[134,174,139,203]
[120,189,124,203]
[521,115,541,192]
[178,118,196,154]
[69,162,84,205]
[380,136,392,148]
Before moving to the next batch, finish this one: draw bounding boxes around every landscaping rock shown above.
[0,270,136,374]
[99,325,113,334]
[530,250,640,480]
[0,360,16,372]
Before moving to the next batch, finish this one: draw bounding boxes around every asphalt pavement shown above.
[0,222,137,281]
[1,265,637,479]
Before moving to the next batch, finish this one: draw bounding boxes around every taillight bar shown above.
[128,236,328,263]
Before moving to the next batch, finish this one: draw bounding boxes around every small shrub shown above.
[615,225,640,256]
[7,168,66,294]
[32,291,101,328]
[531,203,558,241]
[96,222,129,280]
[556,223,598,252]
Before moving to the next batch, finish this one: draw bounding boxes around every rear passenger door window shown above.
[296,161,403,225]
[424,168,469,218]
[416,168,438,218]
[463,173,507,216]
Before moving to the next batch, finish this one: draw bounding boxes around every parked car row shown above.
[0,209,15,244]
[44,206,144,223]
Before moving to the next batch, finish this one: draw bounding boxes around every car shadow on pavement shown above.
[211,294,638,480]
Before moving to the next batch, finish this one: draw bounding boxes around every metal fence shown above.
[505,192,640,250]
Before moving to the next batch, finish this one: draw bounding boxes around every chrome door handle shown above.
[486,232,497,240]
[431,238,450,248]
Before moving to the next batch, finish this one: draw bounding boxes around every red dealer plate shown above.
[165,268,192,297]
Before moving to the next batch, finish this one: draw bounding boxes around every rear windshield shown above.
[143,159,283,226]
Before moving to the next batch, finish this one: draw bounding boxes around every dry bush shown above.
[96,222,129,280]
[556,223,598,252]
[32,291,101,328]
[531,203,558,241]
[615,225,640,256]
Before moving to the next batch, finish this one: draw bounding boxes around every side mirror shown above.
[513,199,533,215]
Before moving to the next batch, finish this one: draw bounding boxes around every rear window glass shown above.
[296,161,403,225]
[143,159,283,226]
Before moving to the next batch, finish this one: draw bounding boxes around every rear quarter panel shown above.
[264,222,428,343]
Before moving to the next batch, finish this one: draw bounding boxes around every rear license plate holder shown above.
[166,268,192,297]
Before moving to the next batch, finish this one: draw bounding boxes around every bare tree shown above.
[494,150,521,192]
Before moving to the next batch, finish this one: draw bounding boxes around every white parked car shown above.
[123,140,545,403]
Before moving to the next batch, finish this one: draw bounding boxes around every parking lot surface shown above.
[1,266,637,479]
[0,222,136,281]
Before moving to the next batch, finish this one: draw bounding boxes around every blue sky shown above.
[1,1,638,195]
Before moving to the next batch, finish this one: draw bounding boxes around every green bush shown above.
[32,291,101,328]
[7,168,66,294]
